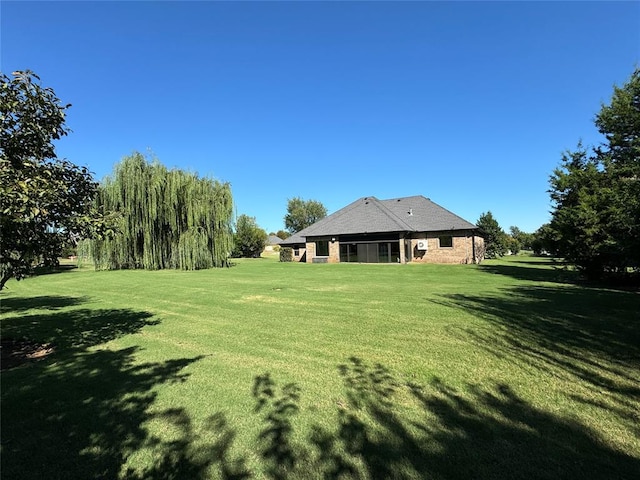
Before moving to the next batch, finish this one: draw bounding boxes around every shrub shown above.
[280,247,293,262]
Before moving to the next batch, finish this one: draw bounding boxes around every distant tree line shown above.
[3,67,637,284]
[232,197,327,258]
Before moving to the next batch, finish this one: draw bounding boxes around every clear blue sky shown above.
[2,1,638,234]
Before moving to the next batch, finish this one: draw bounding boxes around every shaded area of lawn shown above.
[480,257,640,288]
[3,269,639,479]
[0,294,88,314]
[479,259,576,284]
[435,282,640,442]
[3,336,638,480]
[247,357,639,480]
[440,284,639,365]
[1,296,239,480]
[91,358,640,479]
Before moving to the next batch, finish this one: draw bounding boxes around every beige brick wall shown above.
[292,246,306,262]
[328,240,340,263]
[409,231,484,264]
[305,242,315,263]
[302,232,484,264]
[306,238,340,263]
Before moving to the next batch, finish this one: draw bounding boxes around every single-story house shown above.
[264,235,283,252]
[280,195,484,264]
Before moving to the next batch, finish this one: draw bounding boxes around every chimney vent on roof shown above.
[408,208,413,216]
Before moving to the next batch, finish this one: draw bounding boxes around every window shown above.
[439,236,453,248]
[316,240,329,256]
[294,248,300,256]
[340,244,358,262]
[378,243,389,263]
[390,241,400,262]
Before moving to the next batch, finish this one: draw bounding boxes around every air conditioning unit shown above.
[417,240,428,251]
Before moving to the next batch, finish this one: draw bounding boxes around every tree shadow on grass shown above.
[1,297,249,480]
[480,258,640,289]
[0,294,88,314]
[478,261,578,284]
[435,285,640,438]
[1,306,160,350]
[251,357,639,480]
[32,263,78,274]
[4,294,638,479]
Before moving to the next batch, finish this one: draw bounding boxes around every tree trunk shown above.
[0,271,13,291]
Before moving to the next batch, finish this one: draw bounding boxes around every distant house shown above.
[280,195,484,264]
[264,235,283,253]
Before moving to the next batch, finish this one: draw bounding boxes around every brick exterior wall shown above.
[301,231,484,264]
[305,238,340,263]
[328,240,340,263]
[292,247,306,262]
[305,242,315,262]
[409,231,484,264]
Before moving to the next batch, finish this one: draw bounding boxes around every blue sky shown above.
[2,1,639,234]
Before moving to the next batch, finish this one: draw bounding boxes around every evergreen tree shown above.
[477,211,508,258]
[549,69,639,278]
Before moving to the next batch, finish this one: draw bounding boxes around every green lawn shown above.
[1,256,638,479]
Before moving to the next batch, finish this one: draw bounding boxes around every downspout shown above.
[466,231,470,264]
[472,233,477,264]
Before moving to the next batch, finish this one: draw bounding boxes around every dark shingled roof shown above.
[281,195,478,245]
[267,235,283,245]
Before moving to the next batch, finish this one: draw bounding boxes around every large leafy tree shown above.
[284,197,327,234]
[476,211,508,258]
[0,71,103,290]
[275,230,289,240]
[233,214,267,258]
[92,153,234,270]
[531,223,560,257]
[549,69,640,278]
[509,226,534,252]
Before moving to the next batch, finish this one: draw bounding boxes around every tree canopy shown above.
[284,197,327,234]
[0,70,103,290]
[549,69,639,279]
[233,214,267,258]
[91,153,233,270]
[476,211,508,259]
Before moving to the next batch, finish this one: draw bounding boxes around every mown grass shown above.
[1,255,638,479]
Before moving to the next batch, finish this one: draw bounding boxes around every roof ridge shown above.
[369,197,415,232]
[420,195,478,228]
[303,196,374,236]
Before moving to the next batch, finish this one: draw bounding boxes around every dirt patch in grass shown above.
[1,338,55,371]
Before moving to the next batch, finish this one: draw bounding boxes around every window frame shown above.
[315,240,330,257]
[438,235,453,248]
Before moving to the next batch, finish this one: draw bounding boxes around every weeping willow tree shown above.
[92,153,233,270]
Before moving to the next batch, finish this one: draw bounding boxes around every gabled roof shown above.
[381,195,478,232]
[281,195,478,245]
[267,235,283,245]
